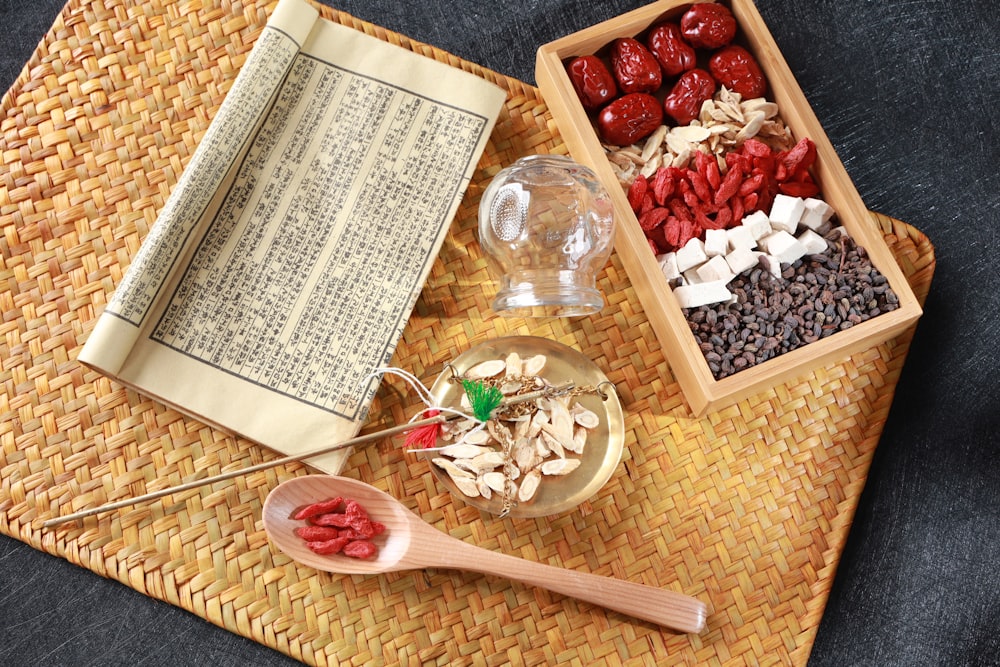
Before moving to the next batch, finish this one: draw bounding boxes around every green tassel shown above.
[461,379,504,422]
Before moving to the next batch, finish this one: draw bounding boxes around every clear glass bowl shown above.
[478,155,615,317]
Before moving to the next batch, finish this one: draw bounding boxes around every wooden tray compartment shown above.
[535,0,923,416]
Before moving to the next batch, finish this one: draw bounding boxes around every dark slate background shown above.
[1,0,998,665]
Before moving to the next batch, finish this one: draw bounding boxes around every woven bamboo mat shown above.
[1,0,934,665]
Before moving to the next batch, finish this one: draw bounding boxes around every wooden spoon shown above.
[263,475,707,633]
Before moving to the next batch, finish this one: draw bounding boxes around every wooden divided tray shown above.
[0,0,934,664]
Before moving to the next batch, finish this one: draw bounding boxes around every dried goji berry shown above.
[752,155,776,177]
[663,216,682,249]
[682,185,703,211]
[756,189,775,216]
[668,198,693,223]
[295,525,342,541]
[678,218,699,247]
[715,206,733,229]
[726,150,753,174]
[344,499,368,522]
[742,139,772,158]
[336,527,365,541]
[667,166,689,182]
[345,519,386,540]
[731,196,745,224]
[639,206,670,231]
[695,207,723,230]
[293,497,343,521]
[778,180,820,198]
[627,174,648,213]
[778,137,817,179]
[310,512,352,528]
[343,539,378,559]
[696,152,721,191]
[738,172,764,197]
[295,496,386,559]
[351,521,386,539]
[640,193,656,214]
[651,168,675,205]
[713,165,743,206]
[307,536,350,555]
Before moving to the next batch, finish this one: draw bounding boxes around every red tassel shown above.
[404,409,442,449]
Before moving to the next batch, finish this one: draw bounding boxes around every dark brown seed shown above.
[684,226,901,380]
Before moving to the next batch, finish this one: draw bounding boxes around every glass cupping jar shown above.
[478,155,615,318]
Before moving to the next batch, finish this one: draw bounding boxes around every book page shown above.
[80,0,319,373]
[78,0,506,473]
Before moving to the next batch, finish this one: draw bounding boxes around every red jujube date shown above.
[567,55,618,109]
[709,45,767,98]
[647,23,696,77]
[598,93,663,145]
[663,69,717,125]
[610,37,662,94]
[680,3,737,49]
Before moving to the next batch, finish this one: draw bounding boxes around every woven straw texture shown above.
[1,0,934,665]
